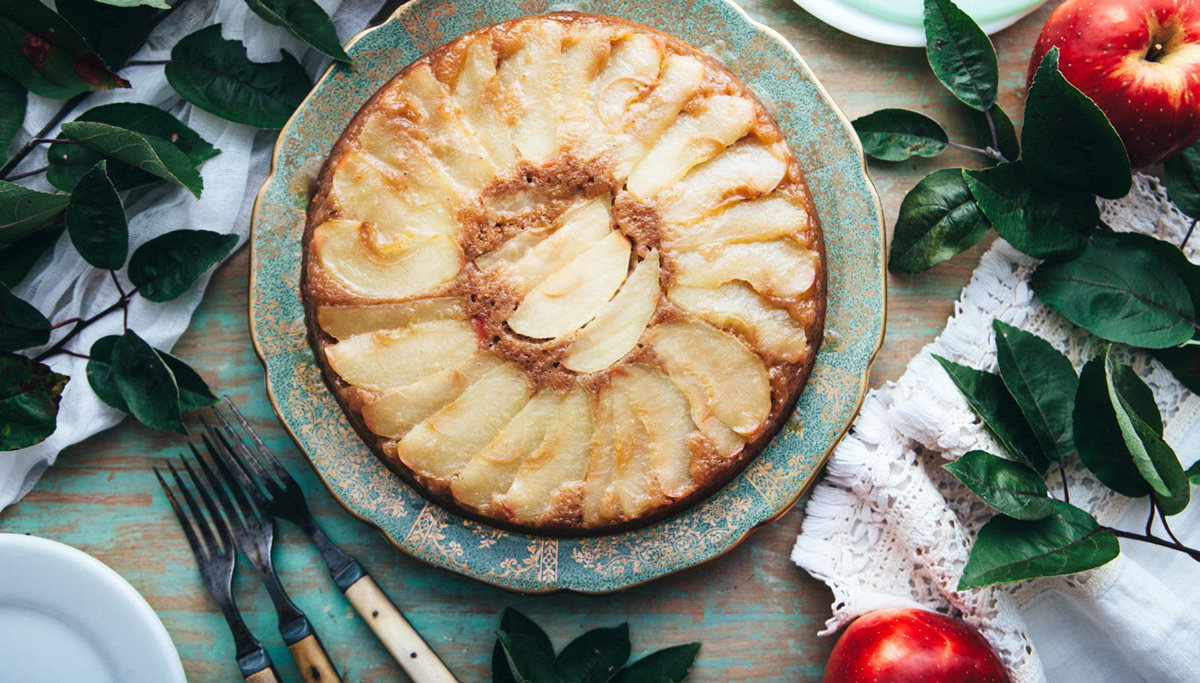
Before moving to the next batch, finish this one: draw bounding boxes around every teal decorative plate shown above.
[249,0,885,594]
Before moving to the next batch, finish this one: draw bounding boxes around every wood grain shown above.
[0,2,1056,681]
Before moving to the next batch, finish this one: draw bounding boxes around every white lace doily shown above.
[792,174,1200,683]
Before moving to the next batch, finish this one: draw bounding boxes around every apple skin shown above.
[822,608,1012,683]
[1027,0,1200,169]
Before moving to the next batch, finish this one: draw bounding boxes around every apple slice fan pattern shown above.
[301,15,827,533]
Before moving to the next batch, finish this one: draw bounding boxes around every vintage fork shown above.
[205,400,459,683]
[192,439,343,683]
[154,459,282,683]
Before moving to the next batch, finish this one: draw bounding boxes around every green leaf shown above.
[969,103,1019,163]
[964,162,1095,260]
[0,181,69,247]
[48,102,220,193]
[934,354,1049,472]
[0,69,25,163]
[165,25,313,129]
[58,121,203,198]
[499,609,554,661]
[888,168,990,273]
[111,328,184,433]
[496,632,558,683]
[923,0,998,111]
[128,229,238,302]
[992,320,1077,462]
[1031,232,1196,349]
[944,450,1053,520]
[958,499,1119,589]
[55,0,161,66]
[92,0,169,8]
[1074,351,1160,498]
[0,0,128,98]
[66,161,128,270]
[0,284,49,351]
[853,108,947,162]
[243,0,351,63]
[612,643,702,683]
[1022,48,1132,200]
[86,335,129,414]
[0,352,67,450]
[555,624,631,683]
[1164,140,1200,220]
[157,348,217,412]
[0,226,62,288]
[1104,351,1189,514]
[1187,459,1200,485]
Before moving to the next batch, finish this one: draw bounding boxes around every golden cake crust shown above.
[301,12,826,535]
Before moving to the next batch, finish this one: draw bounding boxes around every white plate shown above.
[793,0,1047,47]
[0,533,186,683]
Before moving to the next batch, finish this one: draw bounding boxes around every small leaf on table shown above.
[497,632,558,683]
[0,352,67,451]
[1164,140,1200,220]
[1022,48,1131,200]
[1031,232,1196,349]
[555,623,631,683]
[0,69,25,164]
[0,0,129,98]
[48,102,220,192]
[888,168,990,274]
[111,329,184,433]
[128,229,238,302]
[66,161,128,270]
[0,284,50,351]
[58,121,204,198]
[1074,351,1160,499]
[165,24,313,129]
[0,181,70,247]
[968,103,1019,163]
[958,499,1119,589]
[923,0,998,112]
[243,0,351,63]
[158,348,217,412]
[55,0,162,66]
[964,162,1095,260]
[934,354,1049,473]
[853,108,948,162]
[944,450,1053,520]
[612,643,702,683]
[992,320,1077,463]
[0,226,63,288]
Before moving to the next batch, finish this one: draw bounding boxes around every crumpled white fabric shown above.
[792,173,1200,683]
[0,0,380,510]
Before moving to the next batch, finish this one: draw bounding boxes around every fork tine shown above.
[200,425,265,509]
[207,410,286,500]
[190,444,243,533]
[179,454,234,552]
[165,459,221,558]
[221,397,293,484]
[154,466,208,560]
[200,433,261,531]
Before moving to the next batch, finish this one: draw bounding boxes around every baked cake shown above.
[302,12,826,534]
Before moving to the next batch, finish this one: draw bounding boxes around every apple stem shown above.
[1180,218,1197,250]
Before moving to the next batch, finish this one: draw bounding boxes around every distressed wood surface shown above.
[0,2,1055,680]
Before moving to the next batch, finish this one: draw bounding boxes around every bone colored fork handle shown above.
[344,575,460,683]
[287,633,343,683]
[245,669,282,683]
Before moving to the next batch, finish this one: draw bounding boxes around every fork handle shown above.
[287,633,343,683]
[344,575,460,683]
[245,669,282,683]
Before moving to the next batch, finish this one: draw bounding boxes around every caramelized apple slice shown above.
[329,152,457,239]
[395,362,532,480]
[583,386,618,526]
[507,230,632,339]
[559,26,612,153]
[361,353,504,439]
[593,33,663,132]
[648,321,771,436]
[669,283,808,361]
[564,250,660,373]
[665,368,745,459]
[674,239,818,298]
[325,320,478,392]
[657,138,789,226]
[608,53,706,179]
[397,65,496,193]
[506,385,594,523]
[496,22,563,163]
[665,192,812,250]
[503,197,612,295]
[451,388,562,510]
[356,117,463,208]
[609,382,662,518]
[317,298,467,340]
[474,228,549,273]
[626,95,756,200]
[451,34,519,177]
[621,367,694,497]
[310,220,463,300]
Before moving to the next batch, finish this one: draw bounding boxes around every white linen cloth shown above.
[0,0,380,511]
[792,173,1200,683]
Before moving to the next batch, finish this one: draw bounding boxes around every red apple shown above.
[822,608,1011,683]
[1027,0,1200,169]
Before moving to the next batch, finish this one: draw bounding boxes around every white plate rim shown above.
[792,0,1048,47]
[0,533,186,683]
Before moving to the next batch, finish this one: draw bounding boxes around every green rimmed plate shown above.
[249,0,885,594]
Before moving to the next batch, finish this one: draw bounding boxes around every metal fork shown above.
[192,438,343,683]
[154,459,281,683]
[205,399,459,683]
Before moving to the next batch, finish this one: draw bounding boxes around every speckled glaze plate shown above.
[249,0,885,593]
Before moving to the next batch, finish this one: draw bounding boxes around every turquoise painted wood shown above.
[0,1,1055,680]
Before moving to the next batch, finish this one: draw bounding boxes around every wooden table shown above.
[0,2,1055,680]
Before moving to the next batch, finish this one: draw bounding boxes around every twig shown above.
[1158,506,1185,548]
[0,93,89,180]
[982,106,1008,164]
[33,289,136,363]
[1181,217,1198,251]
[61,350,91,361]
[7,165,50,181]
[124,60,169,67]
[1058,460,1070,504]
[51,317,81,329]
[946,140,1006,162]
[1146,501,1156,537]
[1106,527,1200,563]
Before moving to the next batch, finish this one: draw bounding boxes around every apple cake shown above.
[302,12,826,534]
